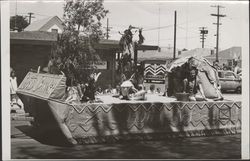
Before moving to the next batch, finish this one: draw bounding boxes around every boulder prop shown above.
[166,56,223,100]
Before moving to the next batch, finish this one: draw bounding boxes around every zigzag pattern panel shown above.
[145,64,166,76]
[65,101,241,143]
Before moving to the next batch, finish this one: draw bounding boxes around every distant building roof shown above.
[95,39,158,51]
[10,31,158,50]
[206,47,241,60]
[137,48,214,61]
[24,16,63,32]
[178,48,213,58]
[138,50,173,61]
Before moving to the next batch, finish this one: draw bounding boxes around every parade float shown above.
[16,70,241,145]
[16,30,241,145]
[15,1,241,145]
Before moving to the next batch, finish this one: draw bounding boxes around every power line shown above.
[143,24,173,31]
[146,36,200,42]
[13,12,51,18]
[211,5,226,62]
[142,15,209,32]
[35,13,51,17]
[178,15,210,26]
[177,25,200,35]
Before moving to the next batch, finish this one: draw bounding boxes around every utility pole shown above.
[199,27,208,48]
[211,5,226,62]
[14,0,18,31]
[173,10,177,59]
[27,12,35,24]
[157,5,161,49]
[104,18,112,39]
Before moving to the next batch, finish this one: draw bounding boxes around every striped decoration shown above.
[144,64,166,76]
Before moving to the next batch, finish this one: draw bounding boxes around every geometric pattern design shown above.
[21,93,241,145]
[144,64,166,80]
[53,101,241,144]
[145,64,166,76]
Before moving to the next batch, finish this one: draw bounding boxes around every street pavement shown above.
[11,134,240,159]
[10,93,242,159]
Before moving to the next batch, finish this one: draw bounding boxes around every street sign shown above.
[200,30,208,34]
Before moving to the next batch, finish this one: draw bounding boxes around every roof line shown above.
[39,16,58,31]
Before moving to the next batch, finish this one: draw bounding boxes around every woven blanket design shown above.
[62,101,241,144]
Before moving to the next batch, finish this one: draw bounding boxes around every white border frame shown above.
[1,1,11,160]
[241,1,249,158]
[1,0,249,160]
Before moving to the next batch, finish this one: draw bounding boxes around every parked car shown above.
[218,70,241,93]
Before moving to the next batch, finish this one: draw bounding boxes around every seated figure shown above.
[147,84,156,94]
[95,87,103,95]
[120,80,137,100]
[120,80,146,100]
[184,67,206,101]
[188,57,223,100]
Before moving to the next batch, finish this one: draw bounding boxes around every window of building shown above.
[51,29,58,33]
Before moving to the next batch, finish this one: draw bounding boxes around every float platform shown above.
[17,72,241,145]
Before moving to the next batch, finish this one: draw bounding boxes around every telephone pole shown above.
[157,5,161,48]
[27,12,35,24]
[14,0,18,31]
[104,18,112,39]
[211,5,226,62]
[173,10,177,59]
[199,27,208,48]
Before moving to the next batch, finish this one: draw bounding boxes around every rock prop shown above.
[166,56,223,101]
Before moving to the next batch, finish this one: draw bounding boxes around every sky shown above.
[9,0,249,54]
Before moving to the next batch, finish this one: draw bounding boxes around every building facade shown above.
[10,31,158,89]
[205,47,242,68]
[25,16,64,33]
